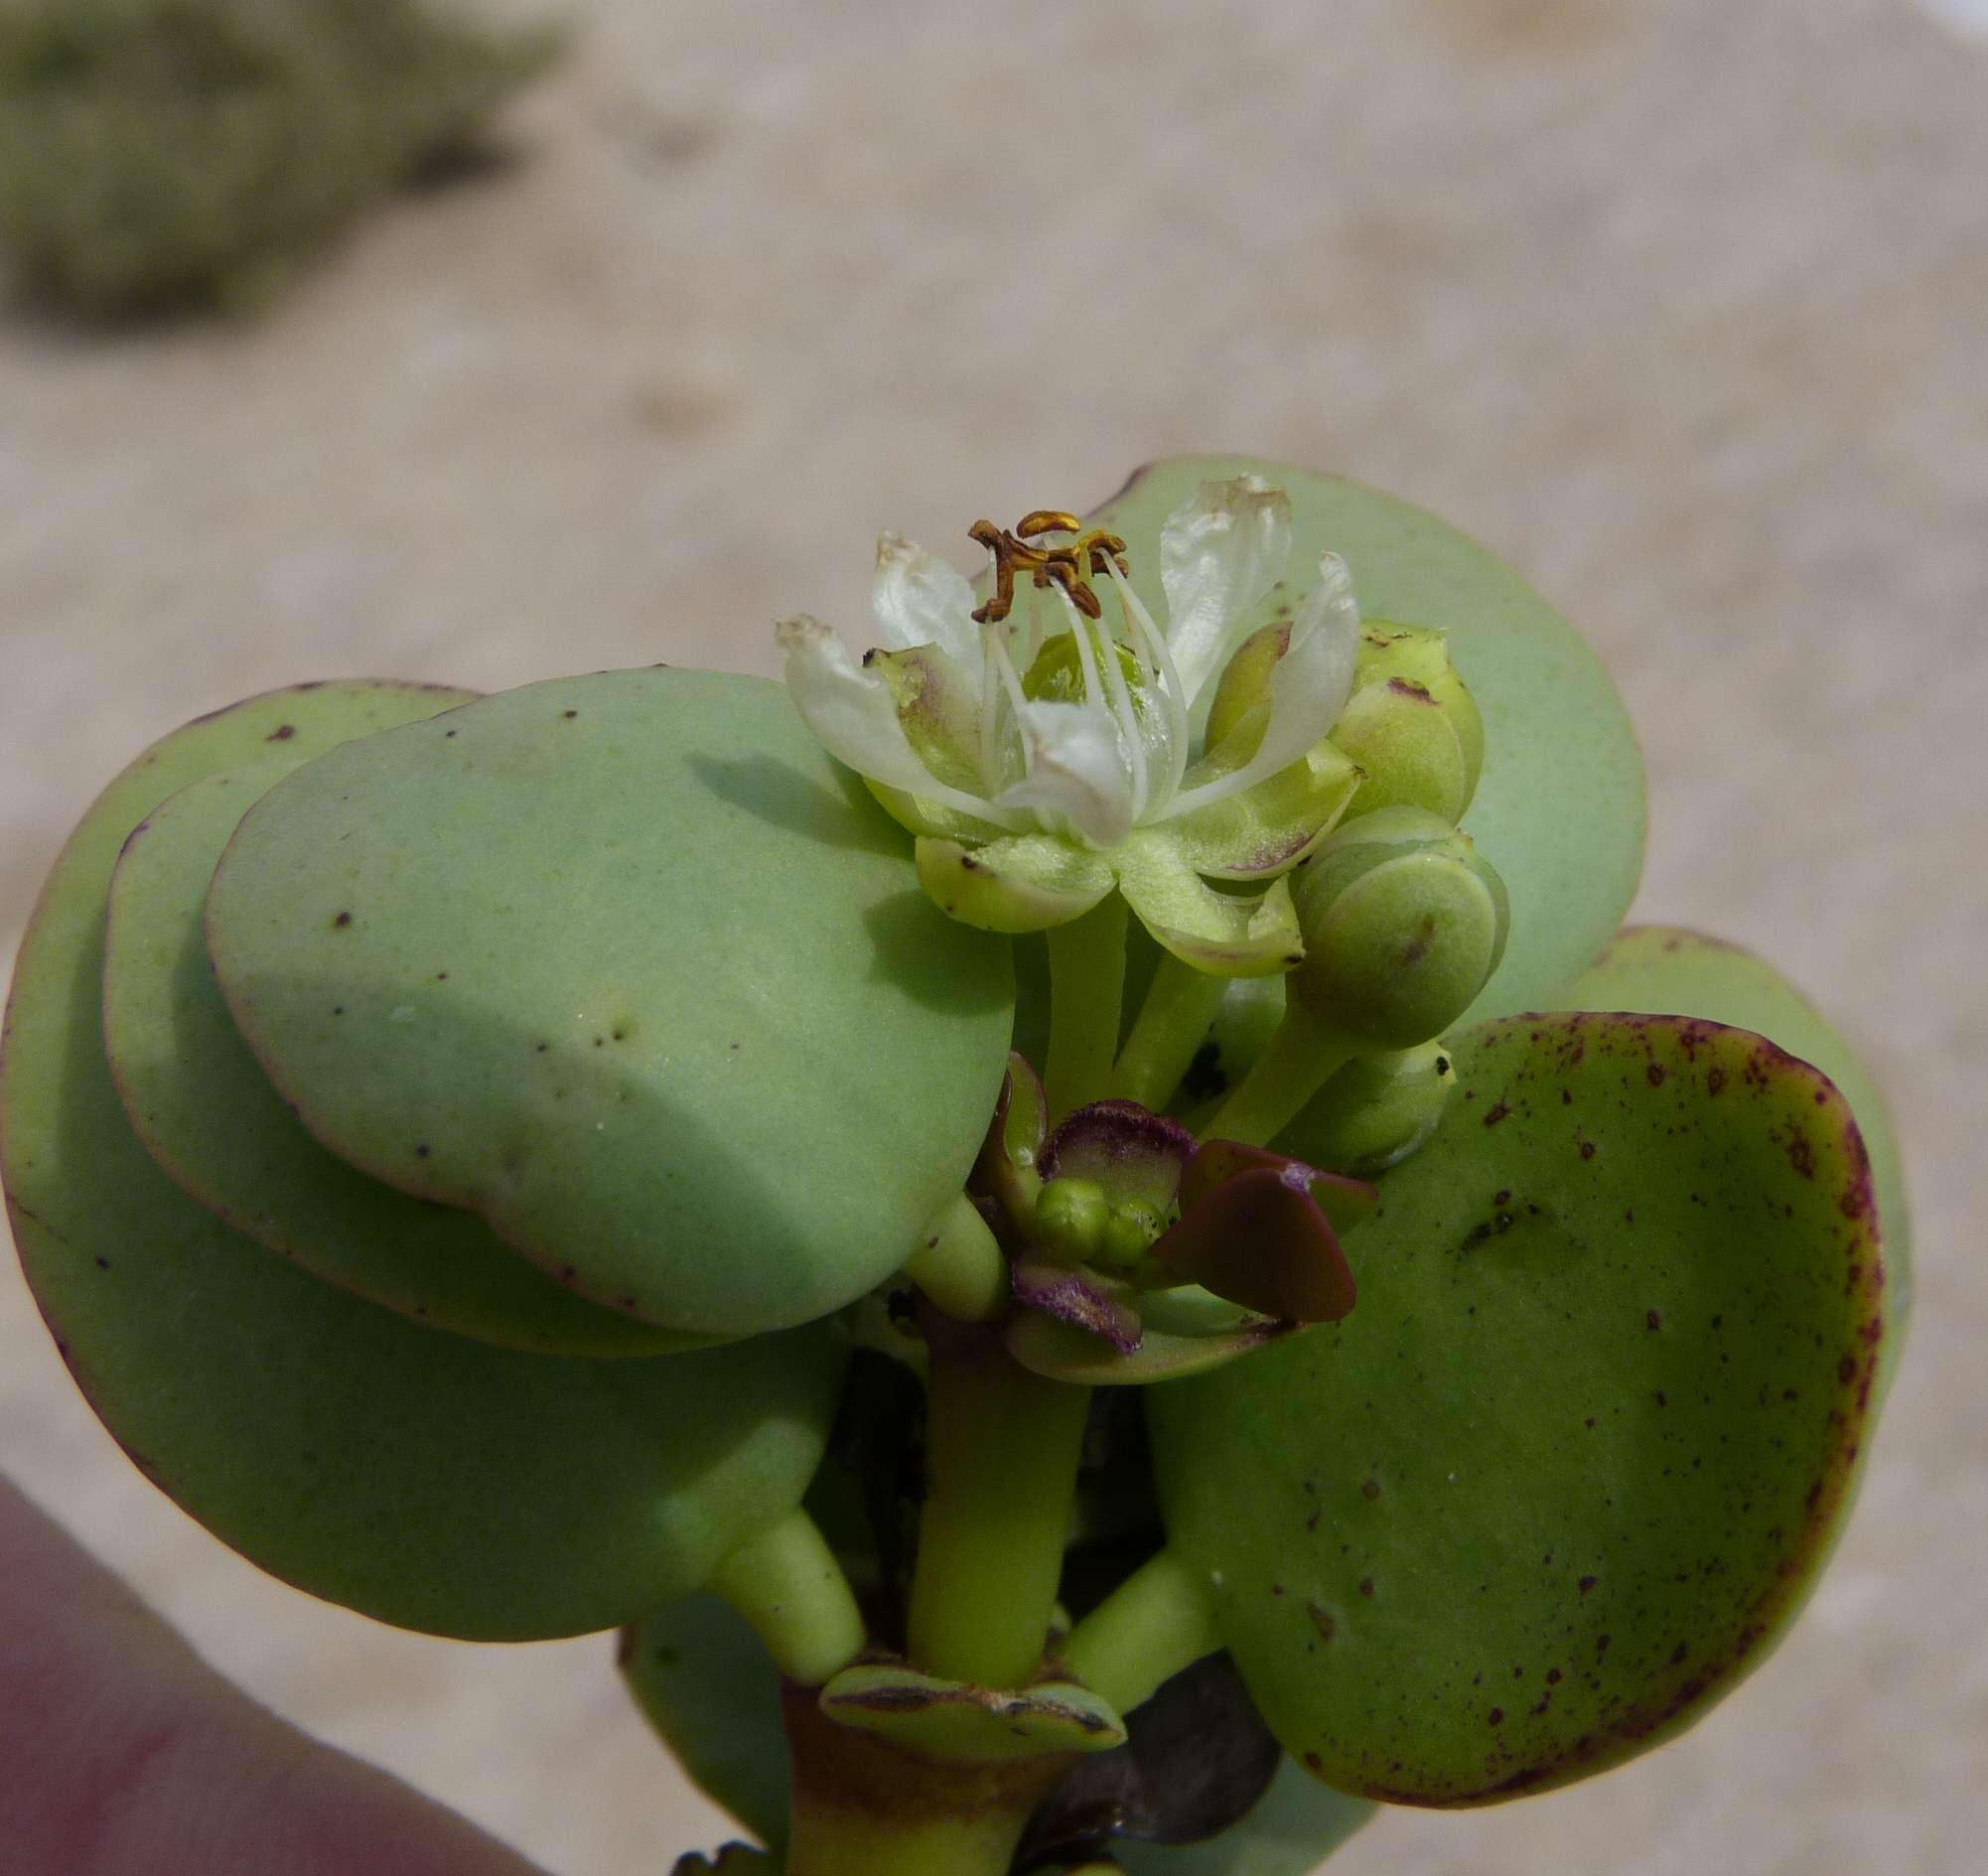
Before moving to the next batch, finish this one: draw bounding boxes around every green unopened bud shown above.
[1036,1176,1109,1262]
[1097,1199,1167,1269]
[1288,806,1508,1047]
[1285,1040,1455,1176]
[1331,624,1484,823]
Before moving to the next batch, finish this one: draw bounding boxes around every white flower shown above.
[778,478,1364,975]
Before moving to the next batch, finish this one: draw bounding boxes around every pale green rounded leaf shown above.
[622,1593,791,1853]
[1150,1012,1885,1804]
[1117,1760,1375,1874]
[206,668,1014,1337]
[1558,925,1911,1370]
[2,683,845,1640]
[1082,459,1646,1023]
[102,765,703,1356]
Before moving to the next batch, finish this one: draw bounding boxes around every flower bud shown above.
[1287,806,1508,1047]
[1281,1040,1454,1175]
[1330,624,1484,823]
[1097,1198,1168,1269]
[1036,1175,1110,1262]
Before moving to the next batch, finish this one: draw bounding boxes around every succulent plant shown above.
[1,457,1906,1874]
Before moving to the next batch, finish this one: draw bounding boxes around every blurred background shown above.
[2,0,1983,1870]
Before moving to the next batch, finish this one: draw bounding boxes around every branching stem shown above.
[907,1329,1091,1691]
[1204,1000,1357,1147]
[1061,1545,1220,1717]
[706,1507,867,1688]
[1110,950,1228,1111]
[904,1194,1009,1323]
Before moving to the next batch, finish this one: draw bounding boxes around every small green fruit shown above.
[1287,807,1508,1048]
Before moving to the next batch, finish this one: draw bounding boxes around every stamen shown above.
[1089,605,1151,822]
[986,627,1035,781]
[1064,586,1107,709]
[970,512,1131,625]
[1109,565,1191,807]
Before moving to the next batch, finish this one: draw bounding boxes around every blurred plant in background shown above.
[0,0,559,318]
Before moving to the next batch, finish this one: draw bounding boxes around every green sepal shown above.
[1115,834,1304,978]
[1158,742,1362,882]
[865,775,1011,845]
[917,832,1116,934]
[819,1663,1127,1763]
[1149,1012,1886,1804]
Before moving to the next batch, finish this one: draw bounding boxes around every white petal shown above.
[872,533,981,663]
[993,700,1137,849]
[1159,477,1293,713]
[777,616,1025,827]
[1156,552,1361,821]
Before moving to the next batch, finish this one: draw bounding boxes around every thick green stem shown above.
[1110,950,1228,1111]
[781,1680,1064,1876]
[907,1331,1091,1690]
[1061,1546,1220,1717]
[904,1194,1008,1323]
[1045,895,1128,1120]
[1204,1000,1357,1148]
[706,1508,866,1687]
[782,1798,1034,1876]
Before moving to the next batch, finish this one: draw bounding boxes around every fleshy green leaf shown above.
[1,683,845,1640]
[1557,925,1911,1378]
[206,668,1014,1338]
[101,764,704,1356]
[1149,1012,1885,1804]
[621,1593,791,1854]
[1115,1759,1375,1875]
[1080,459,1646,1021]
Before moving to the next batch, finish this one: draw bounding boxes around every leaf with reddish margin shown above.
[1150,1012,1887,1805]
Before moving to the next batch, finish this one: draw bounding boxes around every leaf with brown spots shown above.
[1148,1011,1885,1805]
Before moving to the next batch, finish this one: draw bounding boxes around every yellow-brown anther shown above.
[969,513,1131,625]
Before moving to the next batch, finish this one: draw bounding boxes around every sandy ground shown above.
[3,0,1985,1870]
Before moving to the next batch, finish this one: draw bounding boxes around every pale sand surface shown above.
[2,0,1984,1870]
